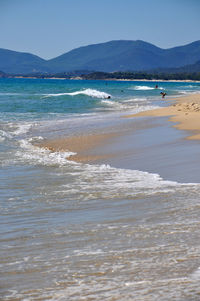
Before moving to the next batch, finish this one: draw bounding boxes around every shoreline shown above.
[4,76,200,83]
[126,93,200,140]
[37,93,200,167]
[38,132,119,163]
[110,79,200,83]
[34,91,200,182]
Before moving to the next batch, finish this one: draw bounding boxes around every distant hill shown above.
[0,70,6,78]
[0,40,200,74]
[0,48,49,74]
[48,40,200,73]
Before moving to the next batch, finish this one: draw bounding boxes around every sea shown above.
[1,78,200,300]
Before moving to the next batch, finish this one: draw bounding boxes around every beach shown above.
[40,92,200,156]
[1,78,200,300]
[127,93,200,140]
[38,92,200,182]
[38,132,118,163]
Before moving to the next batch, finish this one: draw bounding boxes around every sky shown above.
[0,0,200,59]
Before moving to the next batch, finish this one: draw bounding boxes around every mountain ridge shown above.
[1,40,200,74]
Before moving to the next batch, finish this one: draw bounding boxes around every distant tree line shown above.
[1,70,200,81]
[82,71,200,81]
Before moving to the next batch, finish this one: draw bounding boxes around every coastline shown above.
[126,93,200,140]
[36,93,200,172]
[11,76,200,82]
[110,79,200,83]
[35,91,200,182]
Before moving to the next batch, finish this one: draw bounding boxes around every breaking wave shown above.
[100,99,160,112]
[43,89,111,99]
[133,86,155,90]
[131,86,165,91]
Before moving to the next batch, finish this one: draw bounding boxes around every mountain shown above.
[47,40,200,72]
[0,48,49,74]
[177,60,200,72]
[0,70,6,78]
[48,40,163,72]
[0,40,200,74]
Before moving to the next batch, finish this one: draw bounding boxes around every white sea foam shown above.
[101,99,160,112]
[0,122,33,143]
[134,104,160,113]
[12,123,33,136]
[28,136,44,142]
[80,163,182,194]
[0,130,13,141]
[123,97,148,103]
[43,89,111,99]
[101,98,159,113]
[179,90,200,95]
[16,139,76,166]
[101,99,116,106]
[130,85,166,91]
[100,99,128,110]
[13,138,198,199]
[132,85,155,90]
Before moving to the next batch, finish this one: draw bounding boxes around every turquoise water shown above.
[1,78,200,300]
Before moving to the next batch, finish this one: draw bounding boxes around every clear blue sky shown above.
[1,0,200,59]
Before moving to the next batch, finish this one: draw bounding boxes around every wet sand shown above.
[37,93,200,182]
[38,132,118,163]
[126,93,200,140]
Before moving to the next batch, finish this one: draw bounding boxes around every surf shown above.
[43,88,111,99]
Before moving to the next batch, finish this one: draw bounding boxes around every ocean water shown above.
[1,78,200,300]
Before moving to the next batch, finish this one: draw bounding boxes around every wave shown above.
[132,86,155,91]
[16,138,76,166]
[11,138,198,200]
[0,92,23,96]
[0,123,33,142]
[123,97,148,103]
[12,123,33,136]
[178,91,199,95]
[0,130,12,142]
[43,89,111,99]
[130,85,165,91]
[100,99,160,112]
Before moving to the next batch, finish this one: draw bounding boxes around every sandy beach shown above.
[39,93,200,164]
[127,93,200,140]
[37,92,200,183]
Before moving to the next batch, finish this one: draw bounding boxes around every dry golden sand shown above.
[126,93,200,140]
[38,132,117,163]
